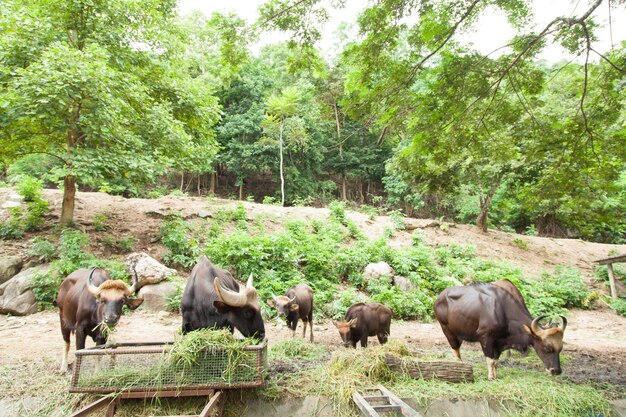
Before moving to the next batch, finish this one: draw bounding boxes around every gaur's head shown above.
[213,274,265,340]
[524,315,567,375]
[267,294,298,318]
[332,318,358,347]
[86,268,143,327]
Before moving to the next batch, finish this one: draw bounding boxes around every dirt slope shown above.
[1,188,624,279]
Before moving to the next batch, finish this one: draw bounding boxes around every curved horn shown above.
[288,296,296,303]
[246,273,254,288]
[559,315,568,332]
[87,268,100,296]
[531,315,547,335]
[214,277,247,307]
[128,267,139,294]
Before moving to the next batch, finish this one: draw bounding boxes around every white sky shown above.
[178,0,625,62]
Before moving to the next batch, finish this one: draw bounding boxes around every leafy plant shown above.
[93,212,108,231]
[160,214,199,268]
[28,237,58,262]
[101,234,137,253]
[512,238,529,250]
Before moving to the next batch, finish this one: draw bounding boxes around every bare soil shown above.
[1,188,626,391]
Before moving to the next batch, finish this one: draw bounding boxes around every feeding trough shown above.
[68,334,267,417]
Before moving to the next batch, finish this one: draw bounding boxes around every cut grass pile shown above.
[75,329,263,390]
[265,342,615,417]
[269,338,329,361]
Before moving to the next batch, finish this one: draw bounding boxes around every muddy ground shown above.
[1,308,625,390]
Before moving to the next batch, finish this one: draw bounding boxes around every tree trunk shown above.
[279,122,285,206]
[239,183,243,200]
[476,183,498,233]
[341,174,347,201]
[61,175,76,226]
[180,172,184,191]
[334,103,347,202]
[209,171,215,194]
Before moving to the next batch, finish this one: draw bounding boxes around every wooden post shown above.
[607,263,618,299]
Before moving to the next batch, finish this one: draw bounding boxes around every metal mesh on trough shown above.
[70,339,267,393]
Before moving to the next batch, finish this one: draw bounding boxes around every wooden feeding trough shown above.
[595,253,626,299]
[68,339,268,417]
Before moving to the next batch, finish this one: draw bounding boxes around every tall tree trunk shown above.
[180,172,184,191]
[476,183,498,233]
[61,175,76,226]
[239,183,243,200]
[279,122,285,206]
[334,103,347,201]
[209,171,216,194]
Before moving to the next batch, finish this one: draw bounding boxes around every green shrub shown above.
[0,208,24,239]
[15,176,44,202]
[262,196,280,205]
[23,199,48,231]
[28,238,58,262]
[160,214,198,268]
[607,297,626,317]
[93,212,108,231]
[321,288,367,319]
[595,264,626,284]
[512,238,529,250]
[387,209,406,231]
[165,277,187,313]
[101,234,137,253]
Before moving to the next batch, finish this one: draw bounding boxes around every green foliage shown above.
[165,277,187,313]
[511,238,529,250]
[595,263,626,284]
[160,214,199,268]
[101,234,137,253]
[93,212,108,232]
[28,237,58,262]
[0,176,48,238]
[15,176,44,202]
[607,297,626,317]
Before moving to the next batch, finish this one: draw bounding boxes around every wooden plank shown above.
[595,254,626,265]
[362,395,391,403]
[372,404,402,412]
[69,396,113,417]
[375,385,424,417]
[199,391,223,417]
[353,391,382,417]
[608,263,618,299]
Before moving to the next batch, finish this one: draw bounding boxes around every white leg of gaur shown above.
[301,321,307,339]
[486,357,499,380]
[309,323,314,343]
[291,328,296,338]
[452,348,462,361]
[60,341,70,373]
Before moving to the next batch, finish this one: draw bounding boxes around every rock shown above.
[0,265,49,316]
[125,252,177,287]
[197,209,212,218]
[0,256,23,285]
[613,399,626,417]
[363,261,394,283]
[1,201,21,209]
[393,275,417,292]
[137,280,179,311]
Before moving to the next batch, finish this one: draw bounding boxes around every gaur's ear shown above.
[126,297,144,310]
[214,300,232,313]
[267,300,275,307]
[348,318,358,327]
[289,304,299,311]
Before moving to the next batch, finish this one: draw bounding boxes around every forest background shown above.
[1,0,625,243]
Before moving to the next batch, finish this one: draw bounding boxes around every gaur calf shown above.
[267,283,314,342]
[333,302,391,348]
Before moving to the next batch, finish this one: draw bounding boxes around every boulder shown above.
[393,275,418,292]
[137,280,179,311]
[363,261,394,283]
[125,252,177,287]
[0,255,22,285]
[613,399,626,417]
[0,265,48,315]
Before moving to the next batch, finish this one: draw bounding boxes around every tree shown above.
[0,0,220,225]
[263,86,302,206]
